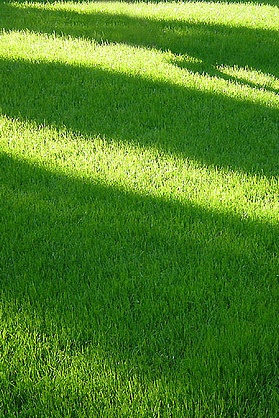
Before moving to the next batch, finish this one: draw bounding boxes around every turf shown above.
[0,1,279,417]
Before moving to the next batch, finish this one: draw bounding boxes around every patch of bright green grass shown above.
[0,1,279,416]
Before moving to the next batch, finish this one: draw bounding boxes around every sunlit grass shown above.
[218,65,279,92]
[1,115,278,223]
[8,0,279,30]
[0,1,279,417]
[1,30,279,109]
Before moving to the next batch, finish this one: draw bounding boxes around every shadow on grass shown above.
[1,2,278,414]
[0,57,278,177]
[1,2,279,80]
[2,0,279,6]
[1,151,278,413]
[129,0,279,5]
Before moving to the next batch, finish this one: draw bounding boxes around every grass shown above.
[0,1,279,416]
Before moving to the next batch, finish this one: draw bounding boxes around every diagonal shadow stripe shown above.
[0,57,278,177]
[1,2,279,79]
[1,151,278,413]
[2,0,279,7]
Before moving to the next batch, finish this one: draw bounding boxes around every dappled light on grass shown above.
[0,1,279,416]
[217,64,279,94]
[0,28,279,180]
[1,31,278,110]
[1,150,278,416]
[0,31,278,179]
[1,115,278,225]
[5,1,279,31]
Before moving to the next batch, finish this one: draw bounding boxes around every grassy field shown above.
[0,0,279,416]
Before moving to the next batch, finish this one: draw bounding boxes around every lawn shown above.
[0,0,278,416]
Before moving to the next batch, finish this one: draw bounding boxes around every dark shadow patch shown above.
[1,2,279,79]
[2,0,279,6]
[1,152,278,413]
[0,58,278,177]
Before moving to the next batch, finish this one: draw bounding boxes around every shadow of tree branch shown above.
[0,57,278,177]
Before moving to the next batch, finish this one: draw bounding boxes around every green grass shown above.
[0,1,279,416]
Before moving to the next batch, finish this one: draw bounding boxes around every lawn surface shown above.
[0,1,279,416]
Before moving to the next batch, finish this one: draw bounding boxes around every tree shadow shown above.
[1,2,279,80]
[169,56,279,95]
[133,0,278,4]
[1,2,278,414]
[2,0,279,5]
[0,57,278,177]
[1,152,278,413]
